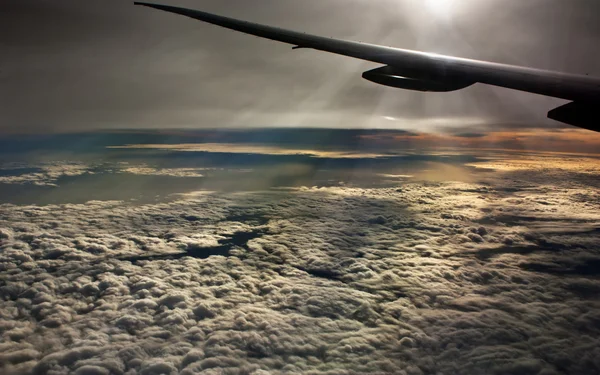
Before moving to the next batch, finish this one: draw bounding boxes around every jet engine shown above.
[548,101,599,132]
[362,66,475,92]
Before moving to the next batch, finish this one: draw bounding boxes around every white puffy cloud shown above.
[120,167,206,178]
[0,162,91,186]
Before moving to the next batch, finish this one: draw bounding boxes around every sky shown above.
[2,0,600,137]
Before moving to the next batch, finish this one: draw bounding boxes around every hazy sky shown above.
[2,0,600,133]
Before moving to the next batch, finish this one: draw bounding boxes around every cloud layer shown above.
[1,150,599,374]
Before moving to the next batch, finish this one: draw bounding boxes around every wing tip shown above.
[134,2,162,8]
[133,2,187,15]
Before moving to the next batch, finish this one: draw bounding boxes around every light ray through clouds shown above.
[2,0,598,133]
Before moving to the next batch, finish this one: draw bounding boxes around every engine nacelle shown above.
[362,66,475,92]
[548,101,599,132]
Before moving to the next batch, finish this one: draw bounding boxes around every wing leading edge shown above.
[134,2,600,132]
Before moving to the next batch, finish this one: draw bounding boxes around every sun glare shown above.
[424,0,455,17]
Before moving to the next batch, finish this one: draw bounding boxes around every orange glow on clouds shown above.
[359,128,600,154]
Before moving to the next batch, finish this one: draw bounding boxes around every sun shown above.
[424,0,455,17]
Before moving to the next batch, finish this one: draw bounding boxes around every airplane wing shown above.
[134,2,600,132]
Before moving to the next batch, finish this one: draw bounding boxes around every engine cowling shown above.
[362,66,475,92]
[547,101,599,132]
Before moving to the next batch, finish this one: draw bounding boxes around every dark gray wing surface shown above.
[134,2,600,131]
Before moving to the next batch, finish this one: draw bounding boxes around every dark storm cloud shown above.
[1,0,600,133]
[453,132,486,138]
[1,153,600,374]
